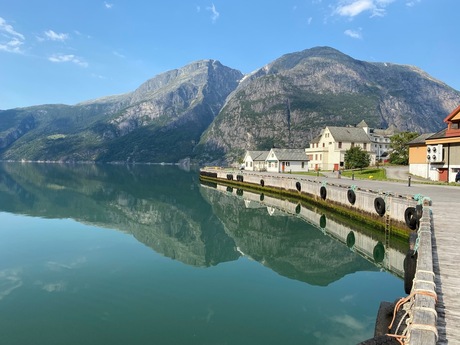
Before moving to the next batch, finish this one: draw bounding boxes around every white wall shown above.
[410,164,429,179]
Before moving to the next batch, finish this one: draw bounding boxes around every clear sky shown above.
[1,0,459,110]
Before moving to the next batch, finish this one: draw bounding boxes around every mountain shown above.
[1,47,459,164]
[196,47,460,162]
[0,60,242,163]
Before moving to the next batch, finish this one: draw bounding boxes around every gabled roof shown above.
[443,104,460,123]
[356,120,369,128]
[309,133,322,144]
[327,126,371,143]
[246,150,269,161]
[271,148,308,161]
[407,133,435,145]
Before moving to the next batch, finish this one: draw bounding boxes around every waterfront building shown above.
[265,148,309,173]
[305,121,397,171]
[242,150,269,171]
[408,105,460,182]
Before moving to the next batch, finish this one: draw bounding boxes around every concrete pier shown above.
[200,168,460,345]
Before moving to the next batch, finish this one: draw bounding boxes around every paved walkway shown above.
[314,169,459,344]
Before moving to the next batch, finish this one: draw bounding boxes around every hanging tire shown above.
[347,189,356,205]
[226,186,233,193]
[374,197,386,216]
[373,242,385,263]
[296,181,301,192]
[260,193,264,201]
[346,231,355,248]
[404,207,417,230]
[320,186,327,200]
[236,189,243,196]
[319,214,327,229]
[260,179,265,187]
[404,250,417,294]
[374,301,395,337]
[227,174,233,180]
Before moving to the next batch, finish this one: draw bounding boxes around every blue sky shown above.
[1,0,459,110]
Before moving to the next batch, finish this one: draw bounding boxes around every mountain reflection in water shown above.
[0,163,408,345]
[0,162,402,286]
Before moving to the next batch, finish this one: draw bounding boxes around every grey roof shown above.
[356,120,369,128]
[327,126,371,143]
[271,148,308,161]
[310,133,322,144]
[373,124,399,136]
[407,133,435,145]
[426,129,447,140]
[247,150,269,161]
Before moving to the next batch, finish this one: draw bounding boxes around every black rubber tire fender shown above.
[260,193,264,201]
[320,186,327,200]
[347,189,356,205]
[374,301,395,337]
[296,181,301,192]
[374,197,386,216]
[404,207,417,230]
[260,179,265,187]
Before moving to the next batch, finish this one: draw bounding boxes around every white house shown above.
[305,121,398,171]
[265,148,309,173]
[242,151,269,171]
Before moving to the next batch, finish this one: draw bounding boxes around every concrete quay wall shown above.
[206,169,419,230]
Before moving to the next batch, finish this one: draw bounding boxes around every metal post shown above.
[408,176,411,187]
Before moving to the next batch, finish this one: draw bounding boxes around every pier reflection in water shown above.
[0,163,404,345]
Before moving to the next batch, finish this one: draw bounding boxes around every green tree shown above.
[344,146,371,169]
[389,132,418,165]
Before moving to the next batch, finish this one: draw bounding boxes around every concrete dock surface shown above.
[304,168,459,344]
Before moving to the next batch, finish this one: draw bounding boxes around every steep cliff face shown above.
[196,47,460,163]
[0,60,242,162]
[1,47,459,163]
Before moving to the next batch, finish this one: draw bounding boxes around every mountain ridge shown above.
[1,46,459,164]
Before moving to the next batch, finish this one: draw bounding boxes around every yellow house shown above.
[409,105,460,182]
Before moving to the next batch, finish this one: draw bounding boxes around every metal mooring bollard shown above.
[408,176,411,187]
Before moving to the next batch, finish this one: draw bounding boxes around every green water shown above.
[0,163,404,345]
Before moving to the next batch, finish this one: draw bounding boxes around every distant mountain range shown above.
[1,46,459,164]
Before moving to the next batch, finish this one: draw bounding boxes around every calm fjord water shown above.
[0,163,403,345]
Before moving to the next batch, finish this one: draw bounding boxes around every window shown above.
[351,142,355,147]
[322,143,325,147]
[338,142,342,149]
[302,162,305,168]
[363,143,367,150]
[315,154,318,160]
[285,162,290,167]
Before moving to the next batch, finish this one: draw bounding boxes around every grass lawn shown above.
[341,168,387,180]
